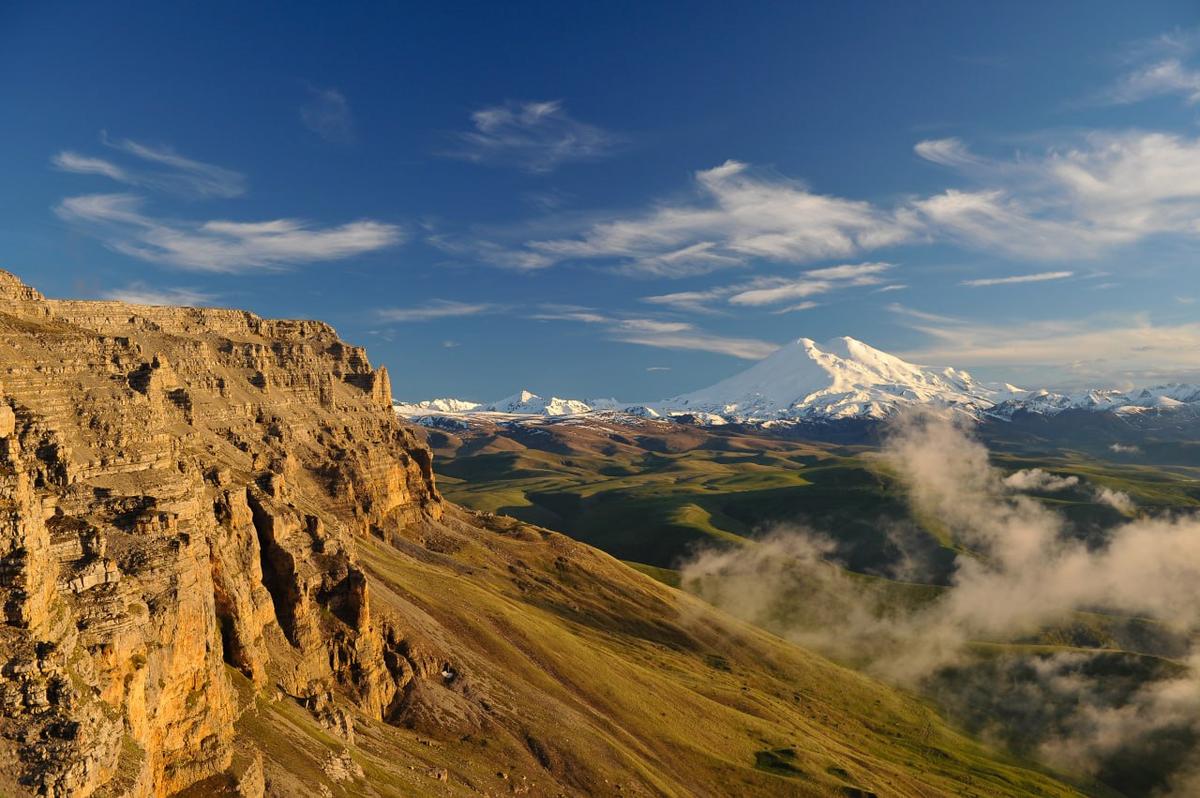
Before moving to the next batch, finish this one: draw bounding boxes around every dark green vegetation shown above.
[419,416,924,571]
[415,414,1200,574]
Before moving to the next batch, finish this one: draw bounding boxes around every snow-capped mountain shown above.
[394,336,1200,426]
[656,336,1018,422]
[483,390,595,416]
[394,390,643,418]
[392,397,483,414]
[992,385,1200,418]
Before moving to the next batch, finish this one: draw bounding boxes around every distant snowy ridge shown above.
[394,389,655,418]
[392,397,483,414]
[992,385,1200,418]
[394,336,1200,425]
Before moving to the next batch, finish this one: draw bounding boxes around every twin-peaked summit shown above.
[662,336,1015,421]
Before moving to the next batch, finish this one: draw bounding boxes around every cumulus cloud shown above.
[445,100,619,172]
[1110,443,1142,454]
[56,193,402,273]
[681,414,1200,789]
[301,87,354,144]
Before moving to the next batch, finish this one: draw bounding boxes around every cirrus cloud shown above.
[56,193,403,273]
[445,100,620,173]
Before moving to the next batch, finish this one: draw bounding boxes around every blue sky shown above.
[4,2,1200,400]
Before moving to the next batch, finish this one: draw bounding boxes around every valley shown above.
[403,408,1200,796]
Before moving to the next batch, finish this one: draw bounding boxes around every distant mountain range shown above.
[395,336,1200,426]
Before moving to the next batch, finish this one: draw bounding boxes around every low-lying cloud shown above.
[1003,467,1079,492]
[680,413,1200,792]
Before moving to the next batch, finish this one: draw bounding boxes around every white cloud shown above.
[56,193,403,273]
[614,318,693,334]
[1004,468,1079,492]
[101,282,216,306]
[728,279,833,306]
[771,301,819,314]
[301,87,354,144]
[614,328,778,360]
[640,288,731,314]
[1107,58,1200,104]
[893,305,1200,386]
[53,137,246,199]
[643,262,892,313]
[427,234,556,271]
[646,366,671,372]
[961,270,1074,287]
[108,136,246,198]
[442,124,1200,283]
[515,162,916,276]
[446,100,619,173]
[915,132,1200,259]
[376,300,497,323]
[533,303,777,360]
[728,262,892,306]
[914,137,984,168]
[1095,487,1136,514]
[52,152,128,181]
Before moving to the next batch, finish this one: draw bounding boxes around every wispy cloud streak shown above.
[445,100,619,172]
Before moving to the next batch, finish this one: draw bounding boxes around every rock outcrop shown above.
[0,271,439,796]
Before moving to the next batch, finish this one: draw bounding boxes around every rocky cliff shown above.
[0,270,1082,798]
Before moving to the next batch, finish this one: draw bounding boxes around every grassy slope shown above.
[427,420,1200,578]
[434,439,928,571]
[404,418,1200,794]
[261,508,1089,797]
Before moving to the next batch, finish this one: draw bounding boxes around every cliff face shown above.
[0,271,438,796]
[0,270,1082,798]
